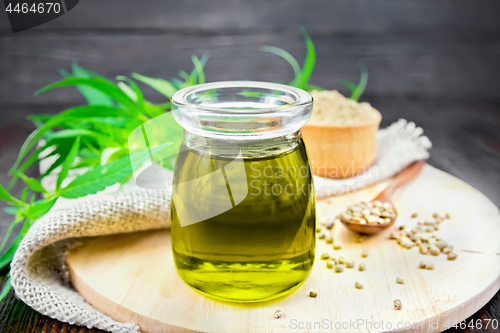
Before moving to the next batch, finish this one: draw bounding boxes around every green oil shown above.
[170,134,315,302]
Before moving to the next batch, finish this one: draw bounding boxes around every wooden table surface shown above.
[1,1,499,332]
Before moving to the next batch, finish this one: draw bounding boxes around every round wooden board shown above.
[67,165,500,333]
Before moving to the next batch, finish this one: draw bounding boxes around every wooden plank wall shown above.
[1,0,500,107]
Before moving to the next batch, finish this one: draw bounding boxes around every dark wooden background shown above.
[0,1,499,332]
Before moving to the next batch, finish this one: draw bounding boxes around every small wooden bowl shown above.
[302,110,382,179]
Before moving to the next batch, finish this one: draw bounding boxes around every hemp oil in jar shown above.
[170,81,315,302]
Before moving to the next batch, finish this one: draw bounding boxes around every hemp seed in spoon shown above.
[341,201,396,225]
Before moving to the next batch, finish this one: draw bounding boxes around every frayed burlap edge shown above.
[11,188,171,333]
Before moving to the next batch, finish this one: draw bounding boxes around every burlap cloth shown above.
[10,119,431,333]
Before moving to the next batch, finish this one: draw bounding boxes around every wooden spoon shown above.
[340,160,426,235]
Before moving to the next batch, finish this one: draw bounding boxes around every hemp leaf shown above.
[337,63,368,102]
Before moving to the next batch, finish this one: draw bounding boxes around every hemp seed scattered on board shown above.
[394,299,403,310]
[274,310,282,318]
[335,264,345,273]
[390,212,456,259]
[320,253,330,260]
[325,234,333,244]
[309,291,318,298]
[442,247,453,254]
[325,218,336,230]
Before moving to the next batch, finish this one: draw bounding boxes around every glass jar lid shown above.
[171,81,313,139]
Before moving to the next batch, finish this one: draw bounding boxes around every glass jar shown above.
[170,81,315,302]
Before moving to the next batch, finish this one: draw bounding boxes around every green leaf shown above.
[70,117,130,132]
[59,69,71,78]
[26,198,57,220]
[178,70,190,81]
[260,46,302,84]
[0,185,19,204]
[71,64,115,106]
[12,106,133,171]
[3,207,17,215]
[337,79,358,95]
[297,26,316,90]
[35,77,138,112]
[187,54,209,86]
[45,129,114,146]
[0,276,11,302]
[39,139,77,179]
[143,102,167,119]
[154,102,171,110]
[259,28,317,91]
[84,122,125,146]
[56,136,81,190]
[0,217,23,253]
[336,63,368,102]
[187,69,198,86]
[116,76,145,109]
[10,170,47,194]
[306,84,324,91]
[8,143,51,189]
[350,63,368,102]
[0,244,16,269]
[161,158,175,171]
[131,73,178,99]
[26,114,53,123]
[73,157,101,169]
[57,143,172,199]
[57,157,130,199]
[117,82,136,101]
[191,55,206,84]
[100,147,122,165]
[80,137,102,157]
[171,78,185,90]
[20,188,28,204]
[71,63,110,81]
[0,219,32,269]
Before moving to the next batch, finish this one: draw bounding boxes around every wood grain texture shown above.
[65,166,500,333]
[1,0,499,32]
[372,97,500,208]
[1,1,499,106]
[1,34,500,107]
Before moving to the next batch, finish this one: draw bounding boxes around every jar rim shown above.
[170,81,313,139]
[171,81,313,115]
